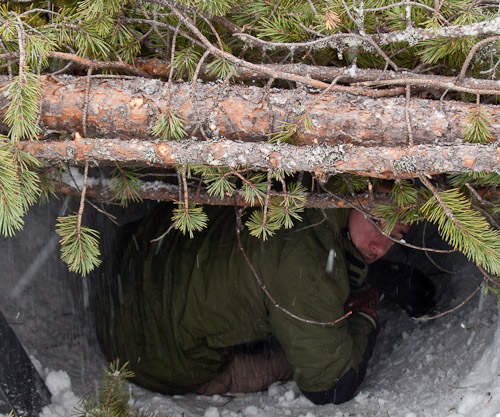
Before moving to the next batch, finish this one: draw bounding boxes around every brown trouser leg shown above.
[196,345,293,395]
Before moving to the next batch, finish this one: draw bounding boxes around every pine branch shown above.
[171,165,208,238]
[110,163,143,207]
[55,162,101,276]
[420,176,500,275]
[0,144,26,236]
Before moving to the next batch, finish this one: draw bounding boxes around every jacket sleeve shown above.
[264,245,376,404]
[300,321,377,404]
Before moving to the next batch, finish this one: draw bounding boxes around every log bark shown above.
[59,181,389,209]
[2,76,500,148]
[19,137,500,179]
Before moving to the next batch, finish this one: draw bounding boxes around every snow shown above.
[1,200,500,417]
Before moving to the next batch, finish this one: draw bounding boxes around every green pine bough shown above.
[462,108,493,144]
[55,214,101,277]
[0,143,40,237]
[420,188,500,276]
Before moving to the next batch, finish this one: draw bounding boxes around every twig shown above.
[457,35,500,81]
[200,14,225,51]
[405,84,414,146]
[422,222,460,274]
[151,222,175,242]
[354,77,500,96]
[15,22,26,85]
[166,22,181,110]
[477,264,500,289]
[121,16,204,49]
[191,49,211,98]
[49,59,74,77]
[287,210,327,234]
[176,170,182,201]
[306,0,318,15]
[264,77,276,134]
[466,183,500,230]
[192,64,237,136]
[47,51,150,77]
[65,163,119,225]
[234,30,400,71]
[86,199,120,226]
[234,205,351,326]
[261,171,273,231]
[76,161,89,239]
[363,1,450,25]
[412,284,481,321]
[162,2,333,90]
[82,68,92,137]
[268,0,284,19]
[181,165,189,209]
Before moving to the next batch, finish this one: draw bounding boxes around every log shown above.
[20,137,500,179]
[59,181,389,209]
[2,76,500,147]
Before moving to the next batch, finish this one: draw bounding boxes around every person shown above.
[94,204,409,405]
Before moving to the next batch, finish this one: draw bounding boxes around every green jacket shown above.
[95,205,374,397]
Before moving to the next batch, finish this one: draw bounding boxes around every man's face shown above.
[348,209,410,264]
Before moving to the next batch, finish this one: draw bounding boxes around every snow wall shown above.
[1,198,500,417]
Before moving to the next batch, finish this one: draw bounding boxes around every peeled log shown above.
[2,76,500,147]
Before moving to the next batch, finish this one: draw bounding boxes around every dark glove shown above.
[344,288,379,331]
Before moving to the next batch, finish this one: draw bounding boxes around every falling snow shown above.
[1,200,500,417]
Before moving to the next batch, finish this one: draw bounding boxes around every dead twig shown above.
[457,35,500,81]
[76,161,89,239]
[412,284,481,321]
[405,84,414,146]
[82,68,92,137]
[47,51,150,77]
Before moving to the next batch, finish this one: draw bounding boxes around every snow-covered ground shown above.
[1,199,500,417]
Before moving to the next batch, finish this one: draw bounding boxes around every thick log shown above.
[2,76,500,147]
[19,138,500,179]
